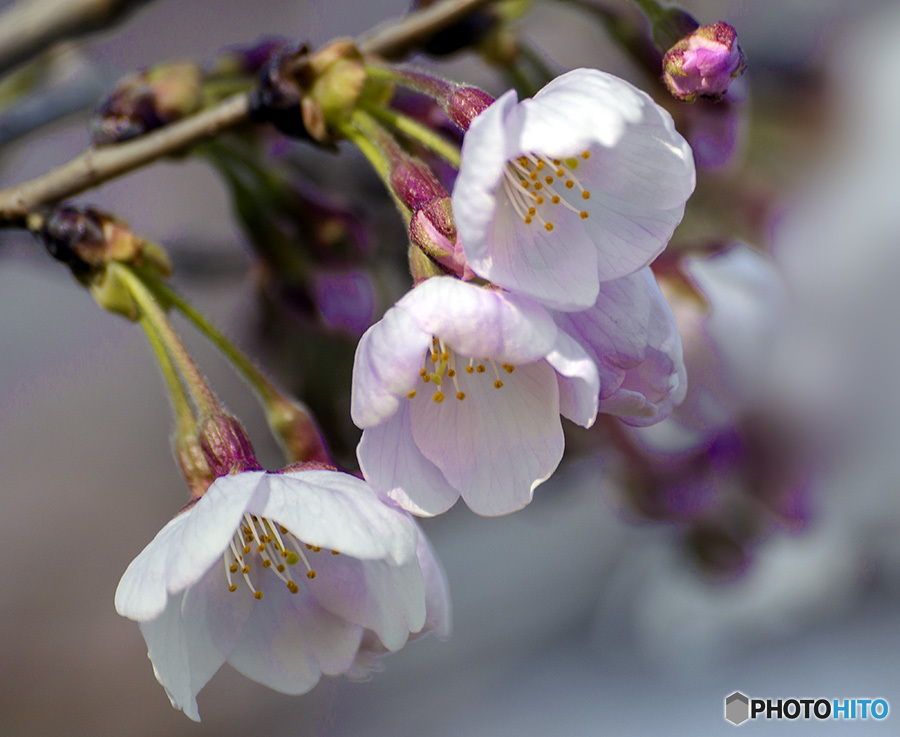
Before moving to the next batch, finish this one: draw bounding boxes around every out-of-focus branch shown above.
[0,0,496,227]
[0,0,153,76]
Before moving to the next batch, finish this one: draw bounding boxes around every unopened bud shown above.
[409,199,473,280]
[249,39,368,144]
[91,62,202,145]
[390,157,446,210]
[663,22,746,103]
[267,396,331,465]
[198,414,262,477]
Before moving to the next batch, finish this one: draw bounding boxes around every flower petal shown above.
[357,405,461,517]
[227,574,363,694]
[351,304,431,428]
[256,471,419,566]
[307,551,426,652]
[396,277,558,363]
[554,267,686,425]
[545,328,600,428]
[408,359,564,516]
[411,526,452,640]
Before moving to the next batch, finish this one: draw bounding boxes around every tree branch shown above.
[0,0,153,76]
[0,0,495,227]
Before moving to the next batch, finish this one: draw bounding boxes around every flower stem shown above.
[338,112,412,220]
[113,263,221,417]
[629,0,665,22]
[142,273,329,464]
[362,102,461,167]
[137,313,196,435]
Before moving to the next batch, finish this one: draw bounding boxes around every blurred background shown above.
[2,0,900,734]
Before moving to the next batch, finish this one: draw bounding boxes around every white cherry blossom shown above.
[115,468,447,720]
[452,68,695,311]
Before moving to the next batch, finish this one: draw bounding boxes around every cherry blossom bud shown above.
[445,85,494,130]
[91,62,202,145]
[408,199,472,280]
[663,22,746,103]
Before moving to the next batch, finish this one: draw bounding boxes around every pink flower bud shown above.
[446,85,494,130]
[663,22,746,103]
[198,414,262,478]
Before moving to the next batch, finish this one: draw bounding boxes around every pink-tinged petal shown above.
[545,329,600,428]
[256,471,419,566]
[408,359,564,516]
[396,277,558,363]
[162,472,266,594]
[227,574,363,693]
[410,526,451,640]
[351,305,431,428]
[116,511,193,621]
[452,89,524,264]
[307,552,426,652]
[465,193,602,310]
[554,268,686,425]
[358,406,460,517]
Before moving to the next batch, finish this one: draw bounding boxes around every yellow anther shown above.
[556,168,565,177]
[312,546,322,552]
[242,545,251,554]
[581,150,590,159]
[536,160,545,170]
[331,550,340,555]
[519,156,528,166]
[306,570,317,580]
[257,544,266,552]
[551,195,560,204]
[503,364,515,373]
[447,369,456,377]
[580,211,589,219]
[534,182,543,190]
[528,207,536,216]
[407,389,417,399]
[230,563,239,574]
[254,590,263,600]
[529,171,538,180]
[440,352,449,361]
[545,222,554,232]
[535,196,544,204]
[228,584,238,592]
[423,374,431,383]
[277,564,286,572]
[433,391,446,403]
[565,181,575,189]
[494,379,504,389]
[287,582,300,594]
[305,543,313,550]
[545,176,554,184]
[241,565,250,575]
[582,190,591,200]
[430,351,439,363]
[476,364,486,373]
[456,391,466,400]
[465,366,475,374]
[521,180,530,189]
[524,216,532,225]
[262,559,272,568]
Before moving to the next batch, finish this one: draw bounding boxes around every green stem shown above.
[338,112,412,220]
[363,103,461,168]
[138,313,196,436]
[629,0,665,21]
[145,274,278,406]
[114,263,221,417]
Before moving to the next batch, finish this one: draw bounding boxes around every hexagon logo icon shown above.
[725,692,750,725]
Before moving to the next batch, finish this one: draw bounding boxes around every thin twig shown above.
[0,0,153,76]
[0,0,495,227]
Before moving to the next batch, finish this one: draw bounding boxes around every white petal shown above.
[545,329,600,428]
[408,359,564,516]
[227,574,363,694]
[162,472,266,593]
[410,526,452,640]
[452,89,524,266]
[307,551,427,652]
[396,277,558,363]
[351,304,431,428]
[358,406,460,517]
[255,471,419,566]
[554,268,686,424]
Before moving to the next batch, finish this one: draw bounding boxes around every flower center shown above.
[223,513,341,599]
[406,337,516,403]
[501,151,592,231]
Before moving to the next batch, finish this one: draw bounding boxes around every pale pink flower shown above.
[351,276,600,517]
[115,468,447,720]
[451,68,695,311]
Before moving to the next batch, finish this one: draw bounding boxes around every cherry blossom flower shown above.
[351,276,601,517]
[451,68,695,311]
[115,468,446,721]
[551,267,687,427]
